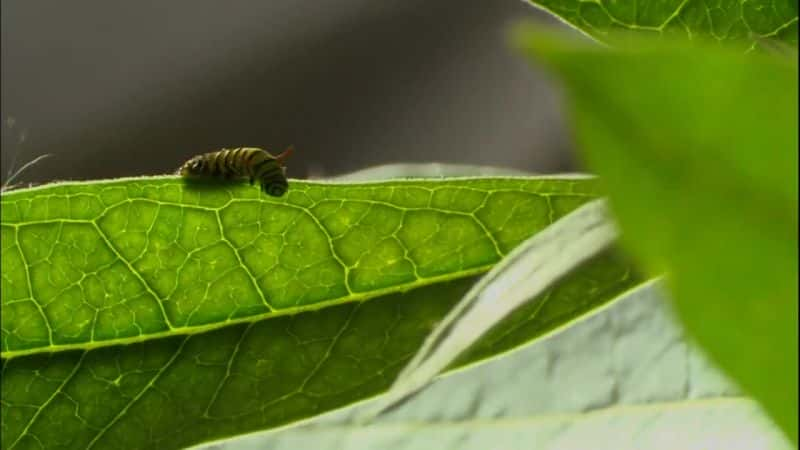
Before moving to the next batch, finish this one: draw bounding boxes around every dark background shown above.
[1,0,579,185]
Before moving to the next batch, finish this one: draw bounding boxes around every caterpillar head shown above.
[178,156,205,176]
[263,146,293,197]
[263,181,288,197]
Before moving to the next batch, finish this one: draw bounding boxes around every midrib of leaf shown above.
[1,175,598,359]
[0,264,495,360]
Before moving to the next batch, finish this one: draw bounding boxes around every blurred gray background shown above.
[1,0,577,184]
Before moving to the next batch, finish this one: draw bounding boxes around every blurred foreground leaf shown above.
[518,28,798,442]
[1,175,644,449]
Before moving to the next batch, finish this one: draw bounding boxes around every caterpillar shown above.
[178,146,293,197]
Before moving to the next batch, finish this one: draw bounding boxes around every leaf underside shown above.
[217,282,793,450]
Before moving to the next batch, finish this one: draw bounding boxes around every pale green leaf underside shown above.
[1,176,597,358]
[214,398,789,450]
[207,277,791,450]
[527,0,798,47]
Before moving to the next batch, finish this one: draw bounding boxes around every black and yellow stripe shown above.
[178,146,292,197]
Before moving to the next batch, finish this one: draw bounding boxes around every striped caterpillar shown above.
[178,146,293,197]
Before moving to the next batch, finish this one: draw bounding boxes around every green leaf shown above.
[0,176,593,357]
[518,29,798,443]
[208,280,792,450]
[1,176,645,449]
[524,0,798,48]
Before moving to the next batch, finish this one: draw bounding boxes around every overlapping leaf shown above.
[210,282,792,450]
[525,0,798,49]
